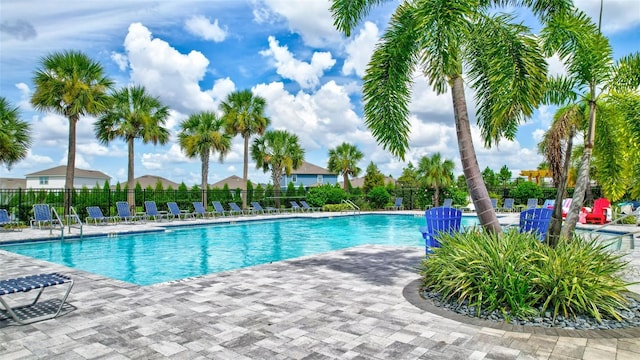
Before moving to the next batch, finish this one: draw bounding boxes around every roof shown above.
[289,162,333,175]
[0,178,27,189]
[131,175,181,189]
[25,165,110,180]
[210,175,247,190]
[341,176,396,188]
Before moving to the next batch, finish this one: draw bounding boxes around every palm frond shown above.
[330,0,390,36]
[609,52,640,92]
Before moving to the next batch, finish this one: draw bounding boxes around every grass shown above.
[419,228,633,322]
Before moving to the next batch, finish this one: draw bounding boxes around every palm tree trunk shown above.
[547,128,574,247]
[434,186,440,207]
[127,138,135,211]
[201,151,209,206]
[64,114,79,217]
[242,135,249,209]
[449,75,501,233]
[562,99,597,239]
[343,172,349,192]
[272,168,282,208]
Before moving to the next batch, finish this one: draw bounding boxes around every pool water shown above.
[2,214,479,285]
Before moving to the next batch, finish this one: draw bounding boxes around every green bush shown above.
[510,181,543,205]
[306,185,347,207]
[322,203,351,212]
[367,186,390,209]
[420,229,631,321]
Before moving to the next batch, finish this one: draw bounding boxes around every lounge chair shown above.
[116,201,143,223]
[300,200,320,212]
[31,204,61,229]
[192,201,211,218]
[85,206,116,225]
[519,208,553,241]
[212,201,230,217]
[144,201,166,221]
[0,209,19,231]
[584,198,611,225]
[442,198,453,208]
[167,202,194,220]
[251,201,278,215]
[419,206,462,254]
[228,202,248,216]
[490,198,498,209]
[386,197,404,210]
[290,201,303,212]
[542,199,555,209]
[561,198,572,218]
[501,198,515,212]
[0,272,74,325]
[526,198,538,209]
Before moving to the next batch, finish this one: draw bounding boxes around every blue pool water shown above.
[2,214,479,285]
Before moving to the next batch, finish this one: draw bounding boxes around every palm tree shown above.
[418,153,454,207]
[94,85,170,209]
[0,97,32,170]
[178,111,232,206]
[251,130,304,208]
[31,50,113,212]
[330,0,564,233]
[540,10,640,239]
[221,90,270,209]
[327,142,364,192]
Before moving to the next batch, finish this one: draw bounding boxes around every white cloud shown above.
[205,77,236,106]
[185,15,227,42]
[110,52,128,71]
[141,143,193,171]
[58,153,91,169]
[254,0,341,47]
[260,36,336,89]
[547,54,567,77]
[575,0,640,34]
[342,21,379,77]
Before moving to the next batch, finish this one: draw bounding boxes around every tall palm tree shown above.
[0,97,32,170]
[221,90,270,209]
[178,111,232,206]
[418,153,454,207]
[31,50,113,212]
[251,130,304,208]
[540,10,640,239]
[94,85,170,209]
[327,142,364,192]
[330,0,564,233]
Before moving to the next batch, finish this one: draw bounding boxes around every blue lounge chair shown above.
[419,206,462,254]
[300,200,320,212]
[251,201,278,215]
[442,198,453,208]
[501,198,515,212]
[519,208,553,241]
[192,201,211,218]
[144,201,166,221]
[212,201,230,217]
[85,206,115,225]
[526,198,538,209]
[167,202,194,220]
[490,198,498,209]
[542,199,555,209]
[386,197,404,210]
[228,202,247,216]
[31,204,61,229]
[290,201,302,212]
[116,201,142,223]
[0,272,74,325]
[0,209,19,231]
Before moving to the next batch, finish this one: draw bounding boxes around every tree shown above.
[330,0,565,233]
[94,85,170,209]
[397,162,419,188]
[31,50,113,212]
[541,9,640,239]
[222,89,270,209]
[362,161,384,193]
[497,165,512,187]
[327,142,364,192]
[178,111,232,206]
[481,167,499,188]
[251,130,304,208]
[418,153,454,207]
[0,97,31,170]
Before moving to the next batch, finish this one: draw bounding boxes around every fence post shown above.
[18,188,23,222]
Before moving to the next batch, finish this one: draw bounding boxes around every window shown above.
[292,174,297,183]
[39,176,49,185]
[317,175,323,184]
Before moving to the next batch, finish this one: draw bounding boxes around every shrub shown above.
[510,181,543,205]
[322,203,352,212]
[306,185,347,207]
[420,229,631,321]
[367,186,390,209]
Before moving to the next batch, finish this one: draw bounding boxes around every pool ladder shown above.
[341,199,360,215]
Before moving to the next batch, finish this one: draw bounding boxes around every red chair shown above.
[584,198,611,225]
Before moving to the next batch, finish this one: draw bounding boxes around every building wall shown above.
[281,173,338,188]
[25,176,107,189]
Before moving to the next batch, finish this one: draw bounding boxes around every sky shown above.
[1,0,639,187]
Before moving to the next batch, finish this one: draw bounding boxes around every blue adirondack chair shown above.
[419,207,462,254]
[519,208,553,241]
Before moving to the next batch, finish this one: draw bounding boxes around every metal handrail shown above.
[584,209,639,250]
[341,199,360,215]
[49,207,64,238]
[66,206,83,239]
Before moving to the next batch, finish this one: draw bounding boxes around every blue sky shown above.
[1,0,638,187]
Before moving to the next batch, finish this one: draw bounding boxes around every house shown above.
[0,178,26,189]
[25,166,110,189]
[281,162,338,189]
[341,176,396,189]
[210,175,246,190]
[130,175,180,189]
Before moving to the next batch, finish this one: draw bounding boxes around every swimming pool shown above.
[1,214,479,285]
